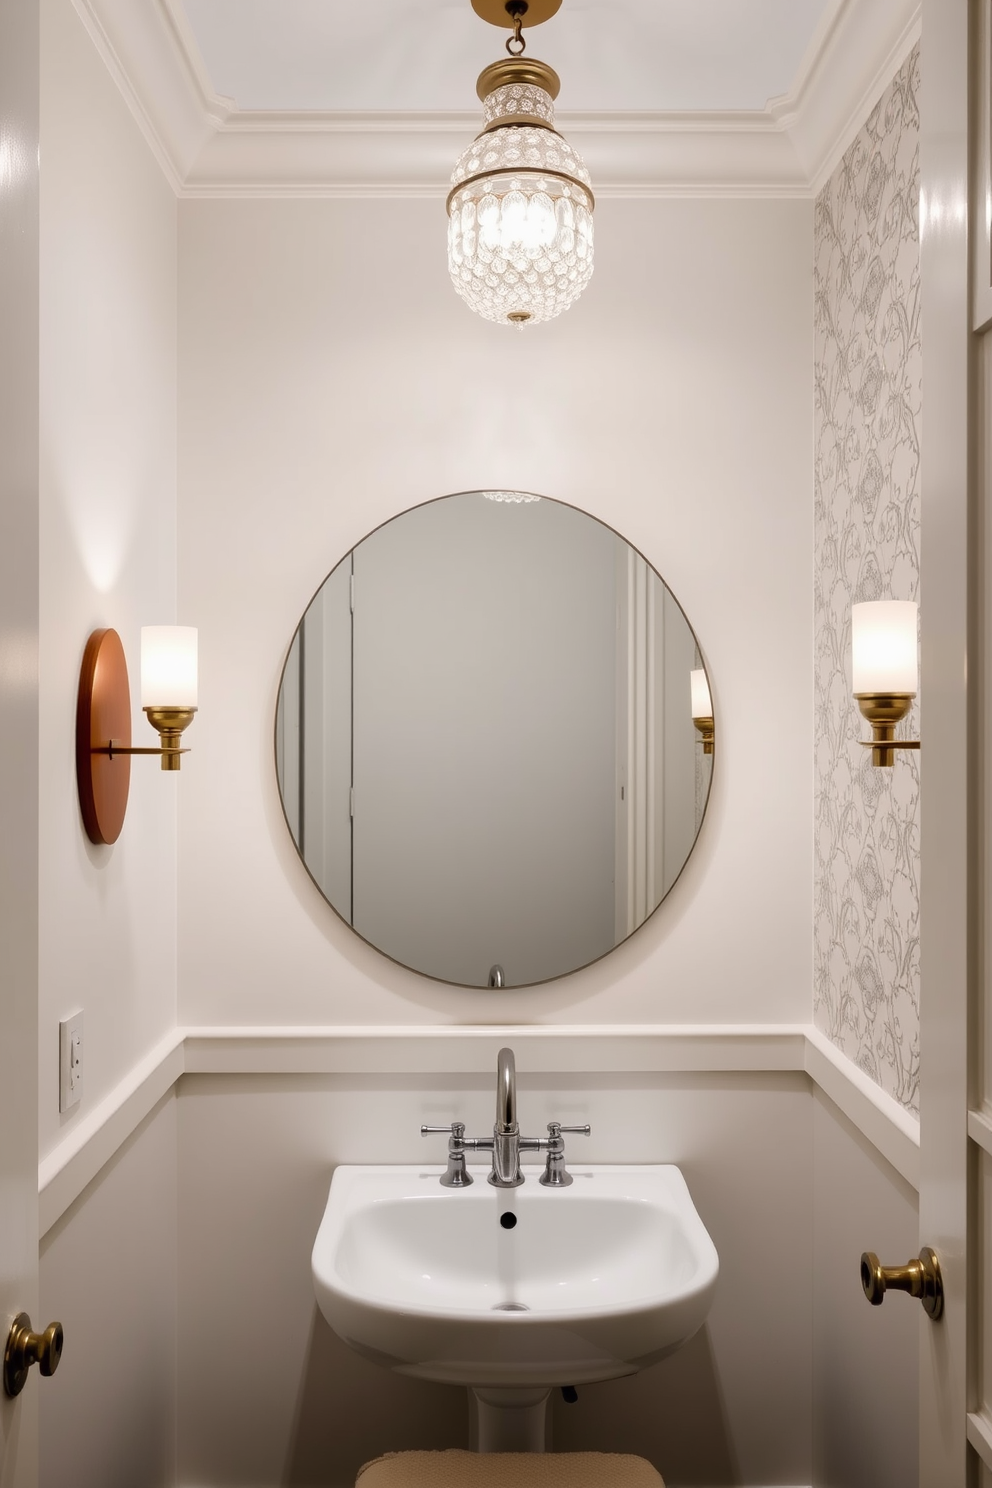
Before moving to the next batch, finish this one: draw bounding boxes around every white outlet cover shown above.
[59,1012,83,1113]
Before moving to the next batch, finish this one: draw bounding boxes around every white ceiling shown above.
[180,0,835,115]
[78,0,921,194]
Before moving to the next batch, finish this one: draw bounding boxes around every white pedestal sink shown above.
[312,1163,719,1452]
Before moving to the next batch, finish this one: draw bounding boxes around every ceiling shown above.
[180,0,834,115]
[79,0,921,194]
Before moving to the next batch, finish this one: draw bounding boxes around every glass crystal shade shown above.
[851,601,918,695]
[140,626,198,708]
[482,489,542,503]
[448,81,594,326]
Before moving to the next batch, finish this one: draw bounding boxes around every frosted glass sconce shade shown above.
[690,669,712,722]
[76,625,198,843]
[690,668,714,755]
[852,601,918,695]
[851,600,920,768]
[141,626,198,707]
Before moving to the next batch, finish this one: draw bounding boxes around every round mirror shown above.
[275,492,714,987]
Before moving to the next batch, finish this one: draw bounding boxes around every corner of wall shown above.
[813,44,921,1116]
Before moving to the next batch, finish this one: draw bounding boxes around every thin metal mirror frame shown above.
[274,489,716,988]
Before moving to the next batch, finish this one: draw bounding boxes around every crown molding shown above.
[785,0,921,195]
[75,0,921,199]
[181,111,811,199]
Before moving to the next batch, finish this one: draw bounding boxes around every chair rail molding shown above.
[38,1022,920,1237]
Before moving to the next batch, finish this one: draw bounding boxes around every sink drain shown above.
[492,1302,530,1312]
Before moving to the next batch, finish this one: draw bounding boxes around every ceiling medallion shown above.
[448,0,594,327]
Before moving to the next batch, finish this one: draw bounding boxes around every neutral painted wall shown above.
[176,1072,814,1487]
[170,1069,921,1488]
[39,1095,178,1488]
[32,15,928,1485]
[177,194,813,1027]
[38,0,179,1161]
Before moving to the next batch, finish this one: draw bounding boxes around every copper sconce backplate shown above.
[76,628,131,844]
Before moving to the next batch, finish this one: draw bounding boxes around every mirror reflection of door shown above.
[276,493,712,987]
[614,546,702,944]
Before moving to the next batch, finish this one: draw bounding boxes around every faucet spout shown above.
[490,1047,523,1188]
[496,1047,516,1131]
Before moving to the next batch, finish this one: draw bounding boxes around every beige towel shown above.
[356,1450,664,1486]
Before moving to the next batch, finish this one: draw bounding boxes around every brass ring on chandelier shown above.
[446,165,595,216]
[476,58,561,101]
[471,0,563,28]
[481,114,556,134]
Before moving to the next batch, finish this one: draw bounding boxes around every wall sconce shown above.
[852,600,920,767]
[690,668,714,755]
[76,626,197,844]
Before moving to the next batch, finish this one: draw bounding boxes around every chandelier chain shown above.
[505,1,527,55]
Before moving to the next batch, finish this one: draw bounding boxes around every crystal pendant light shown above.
[448,0,594,326]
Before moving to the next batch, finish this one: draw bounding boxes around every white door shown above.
[0,1,41,1484]
[920,0,983,1481]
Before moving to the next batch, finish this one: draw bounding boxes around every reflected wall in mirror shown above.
[276,492,714,987]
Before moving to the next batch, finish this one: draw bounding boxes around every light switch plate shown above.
[59,1012,83,1112]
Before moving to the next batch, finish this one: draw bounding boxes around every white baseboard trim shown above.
[38,1024,919,1238]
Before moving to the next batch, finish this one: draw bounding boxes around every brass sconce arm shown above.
[692,715,715,756]
[855,692,921,768]
[93,706,197,771]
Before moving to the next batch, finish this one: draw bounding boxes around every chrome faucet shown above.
[421,1046,590,1189]
[491,1046,523,1187]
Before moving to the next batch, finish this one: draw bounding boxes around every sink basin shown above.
[311,1164,719,1389]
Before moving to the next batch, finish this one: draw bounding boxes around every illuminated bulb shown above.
[141,626,198,708]
[851,602,918,695]
[690,668,712,722]
[447,64,594,326]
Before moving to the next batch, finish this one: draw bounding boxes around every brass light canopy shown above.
[143,705,197,772]
[76,626,198,844]
[471,0,562,27]
[854,693,920,769]
[448,0,594,326]
[693,716,715,757]
[690,668,715,756]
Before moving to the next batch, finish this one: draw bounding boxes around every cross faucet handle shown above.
[540,1122,590,1187]
[421,1121,477,1187]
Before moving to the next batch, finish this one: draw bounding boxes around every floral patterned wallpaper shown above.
[813,47,921,1115]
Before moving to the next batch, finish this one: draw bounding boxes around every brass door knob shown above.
[3,1313,64,1397]
[860,1247,943,1320]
